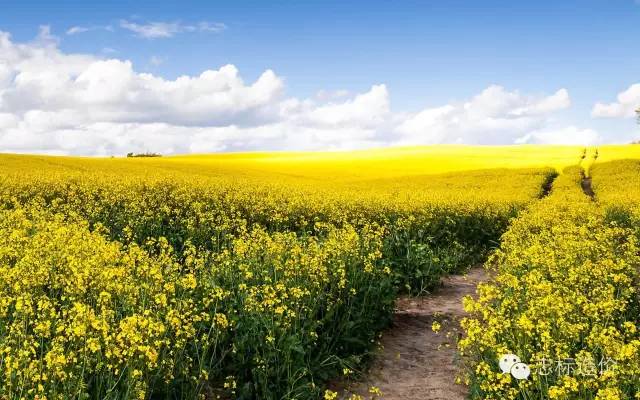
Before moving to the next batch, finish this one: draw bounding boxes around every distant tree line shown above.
[126,152,162,158]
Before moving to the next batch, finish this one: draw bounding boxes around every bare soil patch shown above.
[335,266,489,400]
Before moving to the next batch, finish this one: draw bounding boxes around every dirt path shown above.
[581,175,595,199]
[336,266,489,400]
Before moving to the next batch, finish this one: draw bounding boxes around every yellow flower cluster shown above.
[0,152,558,399]
[591,159,640,223]
[0,154,554,294]
[460,165,640,399]
[0,204,398,399]
[0,206,237,399]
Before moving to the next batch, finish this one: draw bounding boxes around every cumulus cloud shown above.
[1,48,284,126]
[592,83,640,118]
[302,85,390,128]
[120,20,226,39]
[0,29,595,155]
[394,86,578,145]
[315,89,350,101]
[515,126,600,145]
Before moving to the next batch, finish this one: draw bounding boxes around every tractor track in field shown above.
[334,266,489,400]
[581,174,595,199]
[580,147,597,200]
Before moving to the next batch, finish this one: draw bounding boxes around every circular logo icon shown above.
[510,362,530,380]
[499,354,521,374]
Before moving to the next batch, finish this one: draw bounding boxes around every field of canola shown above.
[0,145,639,399]
[460,149,640,399]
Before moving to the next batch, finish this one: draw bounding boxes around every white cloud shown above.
[0,29,596,155]
[302,84,390,128]
[315,89,350,101]
[186,22,227,33]
[120,20,226,39]
[0,113,18,129]
[592,83,640,118]
[395,85,575,145]
[1,45,284,126]
[515,126,600,145]
[66,26,90,35]
[66,25,114,35]
[120,20,180,38]
[512,89,571,116]
[33,25,59,46]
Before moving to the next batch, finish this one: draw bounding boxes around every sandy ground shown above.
[335,266,489,400]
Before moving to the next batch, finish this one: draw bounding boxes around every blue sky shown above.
[0,0,639,155]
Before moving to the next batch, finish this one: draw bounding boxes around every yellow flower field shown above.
[0,144,639,399]
[460,152,640,399]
